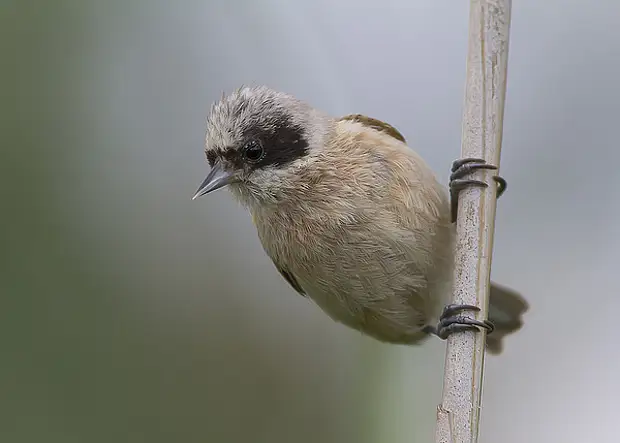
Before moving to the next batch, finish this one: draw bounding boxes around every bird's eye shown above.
[242,140,265,162]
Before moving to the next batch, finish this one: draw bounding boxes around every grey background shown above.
[2,0,619,442]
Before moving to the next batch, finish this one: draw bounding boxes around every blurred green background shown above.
[2,1,619,442]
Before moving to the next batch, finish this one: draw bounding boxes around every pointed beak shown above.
[192,160,237,200]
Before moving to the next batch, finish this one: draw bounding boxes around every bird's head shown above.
[193,86,332,207]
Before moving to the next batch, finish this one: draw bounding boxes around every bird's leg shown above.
[425,304,495,340]
[449,158,507,223]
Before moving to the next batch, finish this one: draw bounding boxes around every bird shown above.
[192,85,528,354]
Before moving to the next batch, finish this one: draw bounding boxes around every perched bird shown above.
[193,86,528,354]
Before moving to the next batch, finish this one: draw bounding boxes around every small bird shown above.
[193,86,528,354]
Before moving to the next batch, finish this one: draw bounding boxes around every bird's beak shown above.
[192,160,237,200]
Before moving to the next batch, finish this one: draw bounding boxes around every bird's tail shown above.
[486,283,529,355]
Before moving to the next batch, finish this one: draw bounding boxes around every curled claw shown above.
[493,175,507,199]
[449,158,507,223]
[424,304,495,340]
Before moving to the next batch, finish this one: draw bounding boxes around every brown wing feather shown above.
[275,264,306,297]
[339,114,407,143]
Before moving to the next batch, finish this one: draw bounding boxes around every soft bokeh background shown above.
[2,1,619,442]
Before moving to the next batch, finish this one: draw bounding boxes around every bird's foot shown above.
[449,158,506,223]
[427,304,495,340]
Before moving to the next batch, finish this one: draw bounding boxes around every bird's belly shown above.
[256,209,453,345]
[298,271,433,345]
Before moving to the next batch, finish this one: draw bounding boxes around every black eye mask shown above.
[242,114,309,170]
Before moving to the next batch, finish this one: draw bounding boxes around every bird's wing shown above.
[339,114,407,143]
[274,264,306,297]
